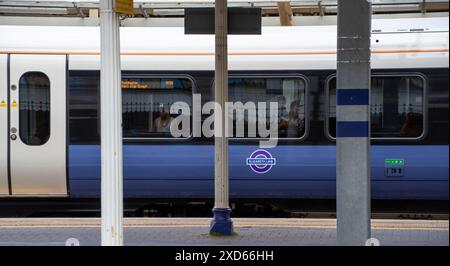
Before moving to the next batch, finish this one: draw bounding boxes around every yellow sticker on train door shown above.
[11,100,17,108]
[0,100,6,108]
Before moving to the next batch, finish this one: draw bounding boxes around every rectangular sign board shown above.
[115,0,134,15]
[185,7,261,35]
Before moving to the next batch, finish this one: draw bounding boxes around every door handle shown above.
[10,127,17,140]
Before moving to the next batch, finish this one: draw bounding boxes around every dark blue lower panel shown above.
[68,145,449,200]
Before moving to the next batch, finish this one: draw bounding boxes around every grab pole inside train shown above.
[336,0,372,246]
[100,0,127,246]
[210,0,234,236]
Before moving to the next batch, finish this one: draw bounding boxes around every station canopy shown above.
[0,0,448,18]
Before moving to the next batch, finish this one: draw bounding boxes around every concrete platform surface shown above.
[0,218,447,246]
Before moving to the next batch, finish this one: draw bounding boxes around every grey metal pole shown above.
[210,0,233,236]
[336,0,372,246]
[100,0,123,246]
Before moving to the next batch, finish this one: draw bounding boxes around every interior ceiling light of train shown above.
[0,0,448,19]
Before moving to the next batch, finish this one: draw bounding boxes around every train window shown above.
[122,76,193,139]
[228,76,306,139]
[69,71,100,144]
[19,72,51,145]
[328,75,425,139]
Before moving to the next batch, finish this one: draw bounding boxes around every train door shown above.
[8,54,67,195]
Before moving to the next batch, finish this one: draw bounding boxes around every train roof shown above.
[0,16,448,70]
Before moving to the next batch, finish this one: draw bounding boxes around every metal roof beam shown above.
[0,1,449,9]
[0,0,447,17]
[73,2,86,18]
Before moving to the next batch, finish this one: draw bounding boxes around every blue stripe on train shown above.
[336,121,370,137]
[337,88,369,105]
[68,145,448,200]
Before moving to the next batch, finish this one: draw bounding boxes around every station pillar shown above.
[336,0,372,246]
[210,0,233,236]
[100,0,123,246]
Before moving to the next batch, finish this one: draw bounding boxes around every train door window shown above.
[19,72,51,145]
[122,76,193,139]
[327,75,426,139]
[228,76,307,139]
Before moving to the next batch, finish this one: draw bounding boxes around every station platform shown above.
[0,218,447,246]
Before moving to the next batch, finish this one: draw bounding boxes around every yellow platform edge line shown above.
[0,225,447,231]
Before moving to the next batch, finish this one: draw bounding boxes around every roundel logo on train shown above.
[246,149,276,174]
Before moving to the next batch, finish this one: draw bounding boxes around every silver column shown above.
[336,0,372,246]
[210,0,233,236]
[100,0,123,246]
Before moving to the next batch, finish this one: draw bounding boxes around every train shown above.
[0,16,448,213]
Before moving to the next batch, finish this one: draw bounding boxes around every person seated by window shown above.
[286,100,304,138]
[152,110,173,134]
[400,112,422,137]
[277,96,289,137]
